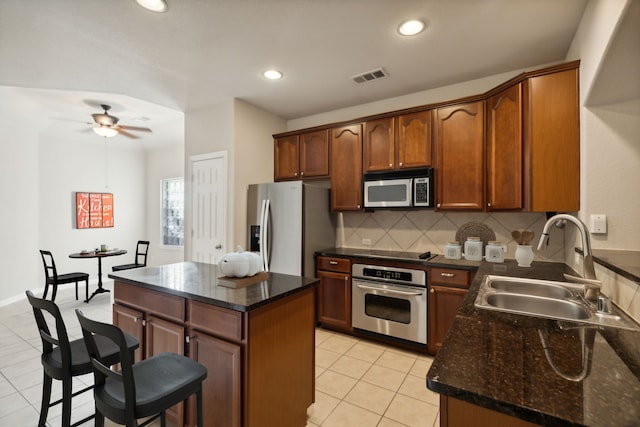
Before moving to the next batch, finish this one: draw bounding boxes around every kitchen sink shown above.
[475,275,640,331]
[488,279,575,299]
[485,293,591,321]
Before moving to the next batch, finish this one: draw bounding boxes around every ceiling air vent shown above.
[351,68,388,84]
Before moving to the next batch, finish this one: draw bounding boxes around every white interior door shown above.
[191,152,226,264]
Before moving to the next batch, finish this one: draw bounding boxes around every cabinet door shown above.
[274,135,299,181]
[330,124,363,211]
[147,315,186,426]
[299,130,330,178]
[524,69,579,212]
[113,303,144,362]
[363,117,395,172]
[486,84,523,210]
[317,270,351,332]
[428,285,467,353]
[396,111,432,169]
[188,333,241,427]
[434,101,484,210]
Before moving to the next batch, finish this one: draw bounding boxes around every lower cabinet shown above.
[316,256,351,332]
[114,280,315,427]
[428,267,474,354]
[188,330,241,427]
[440,396,539,427]
[113,283,187,426]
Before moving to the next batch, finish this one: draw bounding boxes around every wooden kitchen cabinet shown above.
[274,130,329,181]
[486,83,523,210]
[440,396,539,427]
[434,100,485,210]
[396,110,432,169]
[363,117,394,172]
[113,282,187,426]
[330,124,363,211]
[316,256,352,332]
[428,267,473,354]
[363,112,432,173]
[524,67,579,212]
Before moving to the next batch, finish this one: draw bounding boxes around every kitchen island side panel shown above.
[245,287,315,427]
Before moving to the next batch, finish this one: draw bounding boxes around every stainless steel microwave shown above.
[363,168,434,208]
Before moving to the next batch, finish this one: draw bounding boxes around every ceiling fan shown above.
[91,104,152,139]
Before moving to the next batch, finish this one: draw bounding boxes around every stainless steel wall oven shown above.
[351,263,427,344]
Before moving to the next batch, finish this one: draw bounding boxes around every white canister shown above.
[485,241,506,263]
[444,241,462,260]
[464,237,483,261]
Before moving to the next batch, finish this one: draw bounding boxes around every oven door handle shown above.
[355,284,424,296]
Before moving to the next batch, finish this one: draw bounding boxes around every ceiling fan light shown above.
[136,0,167,13]
[93,125,118,138]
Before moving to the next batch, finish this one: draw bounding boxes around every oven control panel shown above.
[352,264,426,286]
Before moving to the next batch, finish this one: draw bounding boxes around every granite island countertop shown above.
[427,260,640,426]
[108,261,318,312]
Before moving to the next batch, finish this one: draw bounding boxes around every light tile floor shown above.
[0,282,439,427]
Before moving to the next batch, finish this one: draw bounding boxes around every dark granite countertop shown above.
[577,248,640,283]
[427,260,640,426]
[108,261,318,312]
[315,247,433,266]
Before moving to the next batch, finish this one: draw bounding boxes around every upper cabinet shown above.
[273,61,580,213]
[434,101,485,210]
[274,130,329,181]
[396,110,432,169]
[486,84,523,210]
[331,124,363,211]
[363,111,432,173]
[524,68,579,212]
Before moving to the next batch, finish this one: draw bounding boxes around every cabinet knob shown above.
[215,244,222,249]
[329,261,338,265]
[399,162,403,167]
[389,163,393,168]
[430,288,435,293]
[300,172,304,176]
[487,203,492,207]
[437,203,441,208]
[294,172,298,177]
[441,272,455,278]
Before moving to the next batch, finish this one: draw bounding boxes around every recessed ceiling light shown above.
[263,70,283,80]
[136,0,167,13]
[398,19,425,36]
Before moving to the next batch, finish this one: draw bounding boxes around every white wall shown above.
[183,99,285,259]
[146,144,185,266]
[232,99,285,249]
[0,87,152,304]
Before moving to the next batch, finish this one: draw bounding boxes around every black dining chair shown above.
[112,240,150,272]
[76,309,207,427]
[40,250,90,302]
[26,291,139,427]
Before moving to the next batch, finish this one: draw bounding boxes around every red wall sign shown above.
[76,192,114,229]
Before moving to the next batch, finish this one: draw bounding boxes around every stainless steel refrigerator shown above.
[247,181,335,277]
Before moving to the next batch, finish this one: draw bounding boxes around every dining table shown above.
[69,249,127,302]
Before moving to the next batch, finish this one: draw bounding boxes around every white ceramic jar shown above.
[485,241,507,263]
[444,241,462,260]
[464,237,483,261]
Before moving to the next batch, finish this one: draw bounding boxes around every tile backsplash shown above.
[336,210,565,263]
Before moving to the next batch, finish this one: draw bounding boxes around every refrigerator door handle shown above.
[261,199,270,272]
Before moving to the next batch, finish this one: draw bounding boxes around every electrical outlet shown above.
[590,214,607,234]
[362,238,372,246]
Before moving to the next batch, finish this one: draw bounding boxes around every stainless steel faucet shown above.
[537,213,600,302]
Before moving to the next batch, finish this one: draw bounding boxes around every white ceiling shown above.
[0,0,589,148]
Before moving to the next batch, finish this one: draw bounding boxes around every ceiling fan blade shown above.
[117,129,141,139]
[117,125,152,132]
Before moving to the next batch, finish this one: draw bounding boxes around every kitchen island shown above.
[109,262,318,427]
[427,260,640,426]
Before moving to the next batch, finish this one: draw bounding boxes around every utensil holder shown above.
[515,245,534,267]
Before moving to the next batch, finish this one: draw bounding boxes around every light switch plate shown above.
[590,214,607,234]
